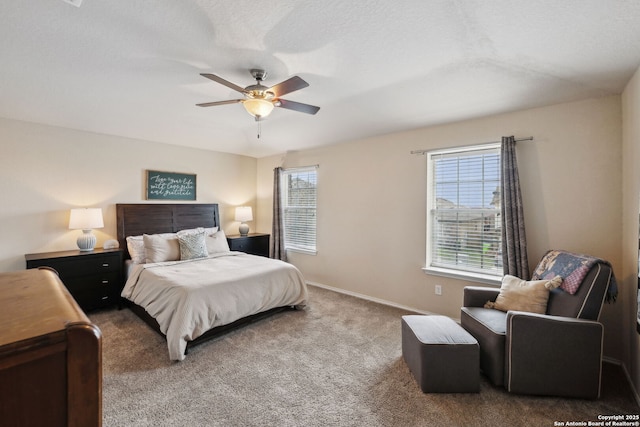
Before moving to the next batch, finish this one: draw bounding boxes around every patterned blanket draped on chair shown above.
[532,249,618,302]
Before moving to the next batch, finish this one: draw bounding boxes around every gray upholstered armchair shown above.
[460,250,615,399]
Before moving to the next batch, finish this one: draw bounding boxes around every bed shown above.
[116,203,308,361]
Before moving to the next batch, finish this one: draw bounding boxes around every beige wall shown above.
[257,96,626,361]
[622,65,640,393]
[1,93,634,381]
[0,117,257,272]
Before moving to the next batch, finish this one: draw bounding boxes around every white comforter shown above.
[121,252,308,360]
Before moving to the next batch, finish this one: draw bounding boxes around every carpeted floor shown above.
[91,285,639,426]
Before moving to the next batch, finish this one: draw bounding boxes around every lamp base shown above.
[239,223,250,236]
[77,230,97,251]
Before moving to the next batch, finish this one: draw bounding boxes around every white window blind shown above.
[427,144,502,276]
[280,166,317,254]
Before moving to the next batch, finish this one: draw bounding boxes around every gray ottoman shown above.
[401,315,479,393]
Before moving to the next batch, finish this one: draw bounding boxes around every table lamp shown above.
[69,208,104,251]
[235,206,253,236]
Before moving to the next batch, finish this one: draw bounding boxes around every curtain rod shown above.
[410,136,534,155]
[281,164,319,170]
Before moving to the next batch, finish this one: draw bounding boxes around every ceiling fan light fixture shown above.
[243,98,274,119]
[198,70,319,122]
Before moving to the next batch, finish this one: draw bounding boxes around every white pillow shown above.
[485,275,563,314]
[206,230,230,255]
[179,226,218,236]
[143,233,180,263]
[126,235,146,264]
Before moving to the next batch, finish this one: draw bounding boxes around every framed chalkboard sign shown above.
[146,170,196,200]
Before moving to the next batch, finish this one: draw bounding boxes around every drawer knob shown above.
[102,263,110,267]
[102,280,109,284]
[101,296,109,300]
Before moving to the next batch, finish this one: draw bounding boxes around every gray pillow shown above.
[177,229,208,260]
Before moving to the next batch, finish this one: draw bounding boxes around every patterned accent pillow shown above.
[177,229,208,260]
[126,235,146,264]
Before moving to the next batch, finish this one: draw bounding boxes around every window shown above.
[426,143,502,278]
[280,166,317,254]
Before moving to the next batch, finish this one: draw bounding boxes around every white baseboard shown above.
[307,281,439,317]
[307,281,640,407]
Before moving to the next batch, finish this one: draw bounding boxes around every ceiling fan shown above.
[197,69,320,121]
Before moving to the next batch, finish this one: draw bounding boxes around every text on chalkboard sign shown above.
[146,170,196,200]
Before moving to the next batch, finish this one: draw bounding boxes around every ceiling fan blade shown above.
[196,99,243,107]
[277,99,320,115]
[269,76,309,97]
[200,73,246,93]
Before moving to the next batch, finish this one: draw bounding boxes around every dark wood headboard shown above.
[116,203,220,259]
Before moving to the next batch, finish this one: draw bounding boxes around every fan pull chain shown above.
[257,121,261,139]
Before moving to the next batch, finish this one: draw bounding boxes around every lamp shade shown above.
[234,206,253,222]
[69,208,104,230]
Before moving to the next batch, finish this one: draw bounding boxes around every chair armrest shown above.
[463,286,500,307]
[505,311,603,399]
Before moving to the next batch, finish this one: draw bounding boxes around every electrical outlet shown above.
[435,285,442,296]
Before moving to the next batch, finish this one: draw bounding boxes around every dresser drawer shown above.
[71,287,119,311]
[29,254,120,278]
[62,271,120,293]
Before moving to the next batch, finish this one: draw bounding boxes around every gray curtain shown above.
[501,136,529,279]
[270,167,287,261]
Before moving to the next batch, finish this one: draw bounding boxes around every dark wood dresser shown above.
[25,248,123,312]
[226,233,270,257]
[0,268,102,427]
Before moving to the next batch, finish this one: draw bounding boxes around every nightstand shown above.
[226,233,270,257]
[25,248,123,312]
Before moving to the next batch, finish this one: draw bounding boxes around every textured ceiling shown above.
[1,1,640,158]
